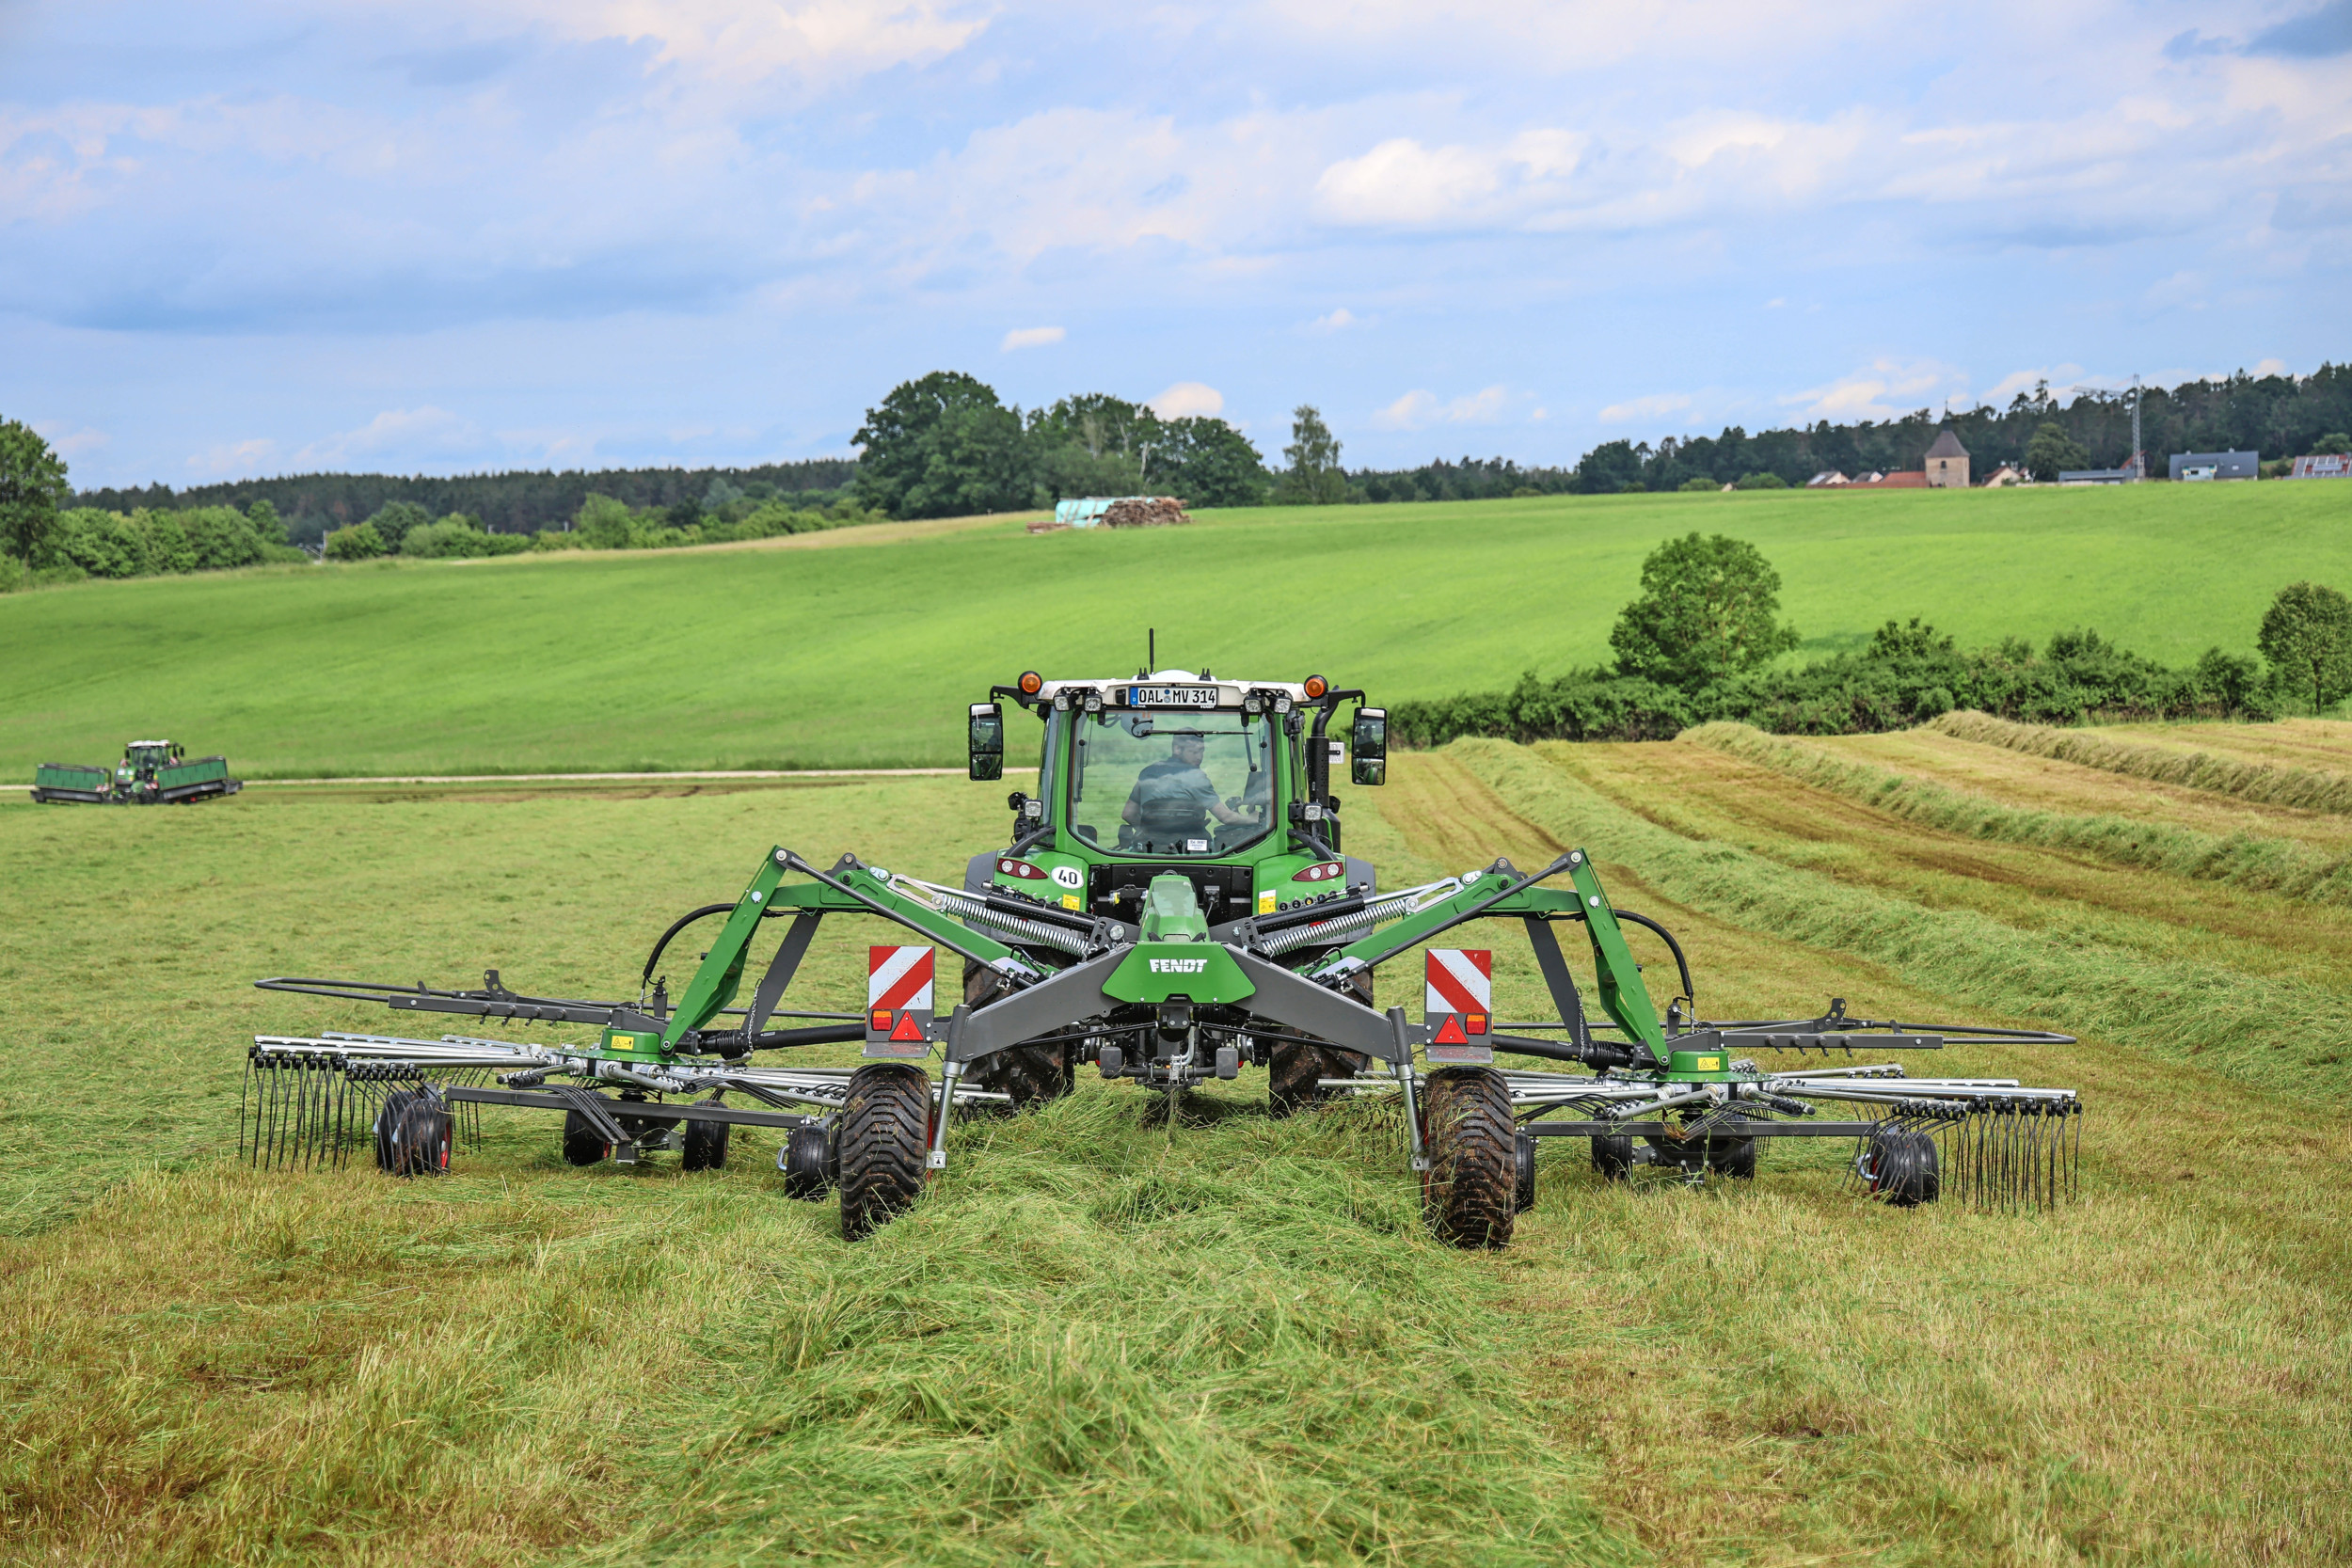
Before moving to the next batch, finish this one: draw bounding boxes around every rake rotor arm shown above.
[1310,847,1673,1061]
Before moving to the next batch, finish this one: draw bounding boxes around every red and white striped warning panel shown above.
[1424,948,1493,1064]
[866,944,936,1057]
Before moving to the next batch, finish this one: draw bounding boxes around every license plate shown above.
[1125,685,1218,708]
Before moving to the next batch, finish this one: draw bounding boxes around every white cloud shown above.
[1000,325,1064,351]
[1598,392,1692,424]
[187,437,278,474]
[1149,381,1224,420]
[2252,356,2288,377]
[1780,359,1961,422]
[1307,307,1359,332]
[1311,129,1581,228]
[32,420,108,458]
[1978,365,2085,406]
[292,406,481,467]
[1371,385,1510,430]
[389,0,991,92]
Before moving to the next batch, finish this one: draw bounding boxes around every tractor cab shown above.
[966,670,1388,929]
[119,740,182,794]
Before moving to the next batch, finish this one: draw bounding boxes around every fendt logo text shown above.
[1149,958,1210,974]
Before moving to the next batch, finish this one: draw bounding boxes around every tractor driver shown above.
[1122,730,1254,844]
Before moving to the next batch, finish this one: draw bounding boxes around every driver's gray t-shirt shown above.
[1132,764,1219,833]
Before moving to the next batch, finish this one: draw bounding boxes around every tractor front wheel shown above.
[1420,1067,1516,1248]
[962,962,1071,1110]
[839,1064,930,1239]
[1268,1042,1369,1117]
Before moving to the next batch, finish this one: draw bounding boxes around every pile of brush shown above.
[1028,496,1195,532]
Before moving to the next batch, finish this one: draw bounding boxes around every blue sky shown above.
[3,0,2347,489]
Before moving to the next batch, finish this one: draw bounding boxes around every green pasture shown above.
[3,482,2346,778]
[3,745,2347,1563]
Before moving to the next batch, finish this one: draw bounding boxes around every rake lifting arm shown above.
[1307,848,1670,1067]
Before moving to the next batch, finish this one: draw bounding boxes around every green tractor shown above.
[250,667,2080,1246]
[33,740,242,805]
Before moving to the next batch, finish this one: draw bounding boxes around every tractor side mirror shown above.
[1350,707,1387,786]
[968,703,1005,781]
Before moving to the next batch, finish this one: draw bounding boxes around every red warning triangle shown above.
[1432,1015,1470,1046]
[889,1011,928,1042]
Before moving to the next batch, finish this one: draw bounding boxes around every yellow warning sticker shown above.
[1697,1055,1722,1070]
[1062,895,1081,911]
[1258,891,1277,914]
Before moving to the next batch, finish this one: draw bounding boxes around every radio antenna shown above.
[1148,628,1155,675]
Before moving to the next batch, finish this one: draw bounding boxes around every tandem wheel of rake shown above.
[373,1088,453,1178]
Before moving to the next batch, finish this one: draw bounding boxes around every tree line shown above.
[1559,364,2352,495]
[72,459,856,548]
[1391,533,2352,745]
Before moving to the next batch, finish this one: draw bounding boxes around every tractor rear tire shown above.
[681,1101,731,1171]
[1420,1067,1517,1249]
[839,1063,930,1240]
[1268,1042,1369,1117]
[386,1094,452,1178]
[561,1109,607,1166]
[781,1124,833,1199]
[1514,1129,1538,1212]
[1864,1126,1939,1207]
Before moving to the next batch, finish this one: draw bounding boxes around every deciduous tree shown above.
[0,419,70,563]
[1279,405,1346,505]
[2257,581,2352,715]
[1610,532,1803,692]
[853,372,1034,518]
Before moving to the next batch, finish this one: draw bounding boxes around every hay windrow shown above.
[1459,739,2352,1092]
[1686,721,2352,906]
[1931,709,2352,815]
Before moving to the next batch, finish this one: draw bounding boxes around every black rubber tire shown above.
[681,1101,731,1171]
[961,960,1072,1110]
[1866,1126,1940,1207]
[839,1063,930,1240]
[561,1108,607,1166]
[781,1124,833,1199]
[966,1042,1070,1109]
[1708,1135,1757,1180]
[1591,1133,1636,1181]
[1420,1067,1517,1249]
[1513,1129,1538,1213]
[374,1088,417,1173]
[1268,1041,1370,1117]
[386,1094,452,1178]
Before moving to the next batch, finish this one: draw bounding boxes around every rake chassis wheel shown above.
[840,1062,930,1239]
[1420,1066,1516,1248]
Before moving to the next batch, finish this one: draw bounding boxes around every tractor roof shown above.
[1032,672,1325,705]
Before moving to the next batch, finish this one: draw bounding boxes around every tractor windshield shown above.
[1068,710,1276,857]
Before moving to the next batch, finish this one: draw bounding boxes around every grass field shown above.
[3,721,2347,1564]
[5,481,2348,779]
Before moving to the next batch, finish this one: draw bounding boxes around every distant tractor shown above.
[32,740,242,805]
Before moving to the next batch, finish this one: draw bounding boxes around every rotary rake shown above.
[244,664,2085,1246]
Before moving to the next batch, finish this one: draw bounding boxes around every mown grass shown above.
[3,755,2349,1563]
[1689,721,2352,905]
[4,481,2347,778]
[1931,710,2352,814]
